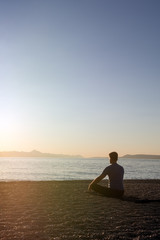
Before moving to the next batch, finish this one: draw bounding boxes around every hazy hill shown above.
[122,154,160,159]
[0,150,83,158]
[0,151,160,159]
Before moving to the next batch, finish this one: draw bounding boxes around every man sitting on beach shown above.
[88,152,124,198]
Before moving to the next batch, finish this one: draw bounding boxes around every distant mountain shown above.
[0,150,83,158]
[122,154,160,159]
[1,151,159,159]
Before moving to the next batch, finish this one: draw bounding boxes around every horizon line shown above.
[0,150,160,159]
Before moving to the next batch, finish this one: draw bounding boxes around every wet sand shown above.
[0,180,160,240]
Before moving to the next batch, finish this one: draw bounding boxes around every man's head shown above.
[109,151,118,164]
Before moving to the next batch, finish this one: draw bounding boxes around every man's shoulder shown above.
[117,163,123,168]
[102,165,110,174]
[104,165,112,170]
[112,163,124,170]
[117,163,124,172]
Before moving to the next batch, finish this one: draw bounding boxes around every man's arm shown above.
[88,173,106,191]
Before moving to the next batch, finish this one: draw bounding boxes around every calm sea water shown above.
[0,157,159,181]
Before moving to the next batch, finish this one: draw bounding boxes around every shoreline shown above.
[0,180,160,240]
[0,178,160,182]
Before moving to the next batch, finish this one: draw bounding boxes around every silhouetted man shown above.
[88,152,124,198]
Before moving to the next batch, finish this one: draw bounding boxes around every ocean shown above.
[0,157,159,181]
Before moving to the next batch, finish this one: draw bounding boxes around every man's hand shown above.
[88,174,105,192]
[88,183,92,192]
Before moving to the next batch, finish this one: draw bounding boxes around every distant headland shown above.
[0,150,83,158]
[0,151,160,159]
[122,154,160,159]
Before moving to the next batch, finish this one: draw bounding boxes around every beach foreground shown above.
[0,180,160,240]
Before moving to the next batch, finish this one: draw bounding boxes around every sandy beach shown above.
[0,180,160,240]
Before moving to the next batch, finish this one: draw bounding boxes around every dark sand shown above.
[0,180,160,240]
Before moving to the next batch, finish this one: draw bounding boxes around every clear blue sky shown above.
[0,0,160,157]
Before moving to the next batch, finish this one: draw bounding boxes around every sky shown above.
[0,0,160,157]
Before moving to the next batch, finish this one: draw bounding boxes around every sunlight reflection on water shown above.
[0,157,159,181]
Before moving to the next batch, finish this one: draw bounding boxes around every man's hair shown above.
[109,152,118,161]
